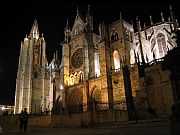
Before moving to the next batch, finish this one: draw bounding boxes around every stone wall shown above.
[28,111,128,127]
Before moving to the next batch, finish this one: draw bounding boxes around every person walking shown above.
[19,110,23,130]
[21,108,29,131]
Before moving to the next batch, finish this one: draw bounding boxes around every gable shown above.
[71,15,85,37]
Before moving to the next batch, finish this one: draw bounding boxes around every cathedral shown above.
[14,5,179,120]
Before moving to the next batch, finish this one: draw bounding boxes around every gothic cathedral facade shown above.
[14,6,178,118]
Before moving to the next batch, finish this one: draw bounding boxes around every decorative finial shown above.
[161,12,164,22]
[120,12,122,20]
[87,5,90,15]
[149,15,153,25]
[144,23,146,29]
[55,50,58,61]
[131,20,133,27]
[86,5,91,21]
[53,52,56,59]
[136,16,141,31]
[136,16,138,21]
[66,19,69,29]
[176,19,179,27]
[144,23,147,40]
[168,17,171,22]
[77,6,79,15]
[170,4,174,21]
[170,4,172,10]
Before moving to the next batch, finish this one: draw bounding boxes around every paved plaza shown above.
[1,122,176,135]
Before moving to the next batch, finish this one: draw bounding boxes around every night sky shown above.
[0,0,178,105]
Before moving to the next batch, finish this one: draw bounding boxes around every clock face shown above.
[71,48,83,69]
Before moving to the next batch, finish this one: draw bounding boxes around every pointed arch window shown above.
[94,53,100,77]
[79,72,83,82]
[113,51,120,70]
[111,30,119,43]
[157,33,167,58]
[70,74,74,85]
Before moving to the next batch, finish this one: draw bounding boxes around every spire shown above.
[86,5,91,21]
[75,6,80,20]
[55,50,58,61]
[53,52,56,60]
[168,17,171,22]
[75,6,83,23]
[86,5,93,32]
[86,5,90,17]
[24,34,28,42]
[149,15,153,26]
[168,17,173,32]
[176,19,179,28]
[29,18,39,39]
[66,19,70,30]
[137,17,141,31]
[161,12,164,22]
[143,23,146,30]
[170,4,173,21]
[131,20,134,27]
[136,16,145,65]
[77,6,79,15]
[120,12,122,20]
[144,23,147,40]
[170,4,178,31]
[64,19,71,43]
[41,33,44,41]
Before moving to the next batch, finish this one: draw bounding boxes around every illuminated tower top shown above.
[29,18,39,39]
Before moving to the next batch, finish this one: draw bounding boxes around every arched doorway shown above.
[91,86,108,110]
[66,88,83,113]
[91,86,101,102]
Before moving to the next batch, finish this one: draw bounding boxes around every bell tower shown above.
[14,19,48,114]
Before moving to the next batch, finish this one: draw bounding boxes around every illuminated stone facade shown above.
[14,19,60,114]
[60,6,178,118]
[14,6,178,118]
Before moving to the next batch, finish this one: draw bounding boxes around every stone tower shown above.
[98,15,136,112]
[61,6,100,109]
[14,19,49,114]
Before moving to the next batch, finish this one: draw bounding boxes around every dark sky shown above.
[0,0,178,105]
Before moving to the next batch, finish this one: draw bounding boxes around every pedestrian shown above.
[19,110,23,130]
[21,108,29,131]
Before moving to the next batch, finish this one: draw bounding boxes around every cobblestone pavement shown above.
[1,122,173,135]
